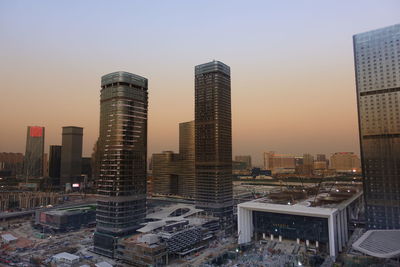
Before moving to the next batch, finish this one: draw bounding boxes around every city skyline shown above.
[1,1,400,166]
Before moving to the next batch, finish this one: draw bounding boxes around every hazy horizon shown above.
[0,0,399,165]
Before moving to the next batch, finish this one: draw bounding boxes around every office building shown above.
[94,71,148,258]
[23,126,45,178]
[152,121,195,198]
[179,120,195,197]
[234,155,252,170]
[300,153,314,175]
[49,146,62,186]
[60,126,83,187]
[152,151,181,195]
[330,152,361,173]
[195,60,233,221]
[354,24,400,229]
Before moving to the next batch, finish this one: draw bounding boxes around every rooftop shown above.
[352,230,400,258]
[52,252,79,261]
[137,203,209,233]
[239,184,363,216]
[1,233,17,242]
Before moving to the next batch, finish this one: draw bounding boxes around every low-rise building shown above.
[238,185,363,259]
[52,252,80,265]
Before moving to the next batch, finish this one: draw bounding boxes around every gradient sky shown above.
[0,1,399,165]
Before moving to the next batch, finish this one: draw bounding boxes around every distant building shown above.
[48,145,61,180]
[23,126,45,178]
[43,153,49,177]
[234,155,252,170]
[314,160,328,171]
[81,157,92,178]
[330,152,361,173]
[263,151,295,174]
[0,152,24,177]
[316,154,327,162]
[152,121,195,198]
[178,120,195,197]
[60,126,83,188]
[195,61,233,221]
[152,151,181,196]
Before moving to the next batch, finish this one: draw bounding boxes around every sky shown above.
[0,0,399,165]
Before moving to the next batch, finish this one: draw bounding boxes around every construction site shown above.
[0,191,61,212]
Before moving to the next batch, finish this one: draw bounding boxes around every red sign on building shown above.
[30,126,43,137]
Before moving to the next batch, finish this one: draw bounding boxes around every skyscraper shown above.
[179,120,195,197]
[152,121,195,198]
[49,145,62,184]
[23,126,45,179]
[94,71,148,258]
[60,126,83,188]
[354,24,400,229]
[195,60,233,221]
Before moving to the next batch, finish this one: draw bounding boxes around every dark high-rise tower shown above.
[354,24,400,229]
[179,120,195,197]
[60,126,83,187]
[94,71,148,258]
[49,145,62,181]
[194,60,233,220]
[23,126,45,179]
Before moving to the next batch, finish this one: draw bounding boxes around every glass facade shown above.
[253,211,329,243]
[94,71,148,258]
[151,121,195,198]
[49,145,62,185]
[23,126,45,178]
[60,126,83,187]
[195,61,233,220]
[354,24,400,229]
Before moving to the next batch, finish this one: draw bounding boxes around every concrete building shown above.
[237,185,363,258]
[330,152,361,173]
[118,234,167,267]
[354,24,400,229]
[60,126,83,188]
[195,60,233,222]
[23,126,45,179]
[94,71,148,258]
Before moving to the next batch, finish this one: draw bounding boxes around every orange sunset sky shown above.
[0,1,399,165]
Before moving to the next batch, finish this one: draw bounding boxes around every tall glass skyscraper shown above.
[94,72,148,257]
[353,24,400,229]
[23,126,45,179]
[194,60,233,222]
[60,126,83,188]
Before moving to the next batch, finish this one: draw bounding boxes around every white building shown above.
[238,187,363,258]
[52,252,80,265]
